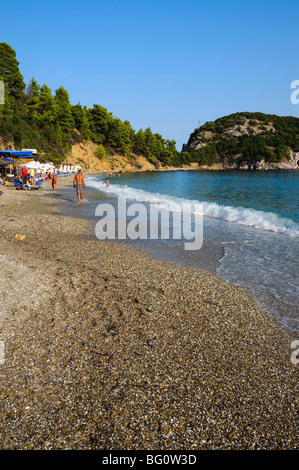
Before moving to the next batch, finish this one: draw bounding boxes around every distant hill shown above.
[182,112,299,169]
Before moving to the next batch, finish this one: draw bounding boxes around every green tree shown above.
[88,104,112,144]
[54,86,74,142]
[133,129,146,155]
[0,42,25,100]
[95,143,106,160]
[119,120,133,155]
[165,139,177,153]
[25,77,41,123]
[107,117,122,150]
[39,84,57,124]
[26,76,40,99]
[153,133,165,159]
[71,103,91,141]
[144,127,155,157]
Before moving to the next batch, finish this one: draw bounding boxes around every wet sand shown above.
[0,176,298,450]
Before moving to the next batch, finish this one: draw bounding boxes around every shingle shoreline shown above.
[0,179,297,450]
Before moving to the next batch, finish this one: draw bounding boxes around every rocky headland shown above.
[184,112,299,171]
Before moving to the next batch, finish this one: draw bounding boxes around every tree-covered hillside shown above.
[182,112,299,167]
[0,43,180,166]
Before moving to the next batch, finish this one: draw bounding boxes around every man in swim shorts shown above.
[50,172,57,192]
[73,169,86,203]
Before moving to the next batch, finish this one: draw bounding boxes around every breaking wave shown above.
[86,177,299,238]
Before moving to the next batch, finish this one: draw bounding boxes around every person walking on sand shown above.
[73,169,86,203]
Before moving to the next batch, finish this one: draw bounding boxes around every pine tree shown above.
[153,133,165,159]
[0,42,25,100]
[71,103,91,141]
[25,77,41,123]
[88,104,111,143]
[133,129,146,155]
[144,127,156,158]
[39,84,57,124]
[107,118,123,151]
[54,86,74,141]
[106,118,132,156]
[119,120,133,156]
[26,76,40,99]
[81,106,91,141]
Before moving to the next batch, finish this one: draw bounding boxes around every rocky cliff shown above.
[66,140,156,172]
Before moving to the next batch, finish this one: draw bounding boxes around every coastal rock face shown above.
[66,141,156,172]
[255,151,299,170]
[221,151,299,171]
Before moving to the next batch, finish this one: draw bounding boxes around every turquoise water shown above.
[96,170,299,234]
[115,170,299,222]
[85,170,299,335]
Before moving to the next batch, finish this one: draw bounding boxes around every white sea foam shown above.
[87,178,299,238]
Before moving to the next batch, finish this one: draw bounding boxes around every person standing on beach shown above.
[73,169,86,203]
[21,167,27,181]
[49,172,57,192]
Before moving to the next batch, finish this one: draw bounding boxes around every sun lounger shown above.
[12,178,26,190]
[12,178,39,190]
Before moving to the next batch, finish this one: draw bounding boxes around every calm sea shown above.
[63,170,299,336]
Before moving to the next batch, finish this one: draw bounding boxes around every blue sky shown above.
[2,0,299,150]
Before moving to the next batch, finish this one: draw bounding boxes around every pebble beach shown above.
[0,175,298,450]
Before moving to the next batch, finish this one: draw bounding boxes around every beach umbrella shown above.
[21,161,42,170]
[38,163,54,173]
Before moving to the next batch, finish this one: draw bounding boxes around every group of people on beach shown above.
[0,167,46,189]
[20,166,46,185]
[46,168,87,204]
[52,168,117,202]
[1,165,112,205]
